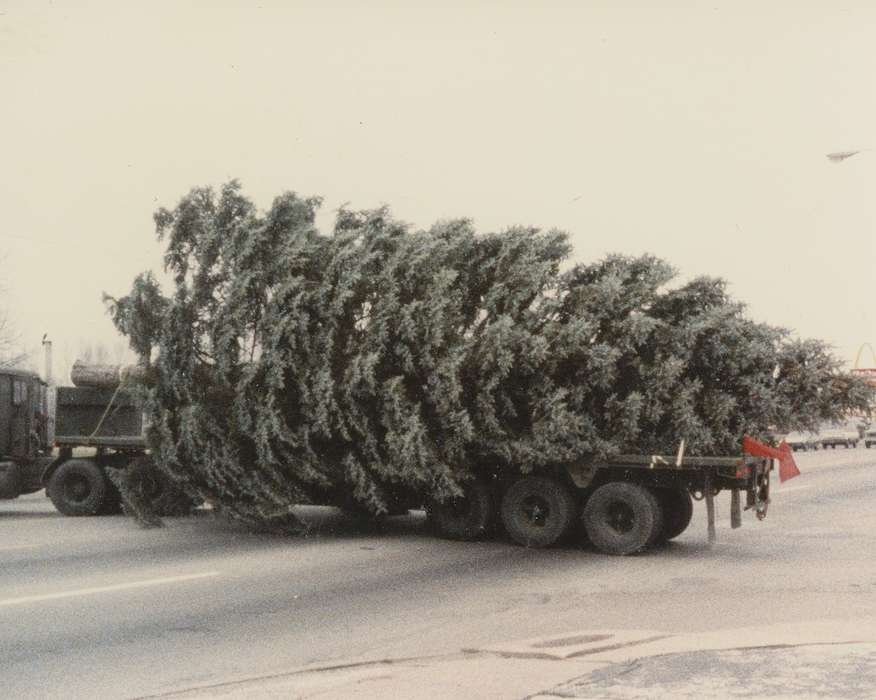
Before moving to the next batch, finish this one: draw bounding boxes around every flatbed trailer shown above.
[581,453,772,544]
[3,370,780,555]
[426,450,774,555]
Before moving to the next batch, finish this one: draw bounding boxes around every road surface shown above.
[2,448,875,698]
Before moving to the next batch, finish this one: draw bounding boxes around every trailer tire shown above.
[653,488,694,543]
[47,459,107,516]
[582,482,663,555]
[426,480,494,541]
[500,476,577,548]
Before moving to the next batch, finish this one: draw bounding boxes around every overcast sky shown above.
[2,1,874,380]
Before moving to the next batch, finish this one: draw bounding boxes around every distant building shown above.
[852,367,876,389]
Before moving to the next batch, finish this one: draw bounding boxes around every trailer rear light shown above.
[735,465,751,478]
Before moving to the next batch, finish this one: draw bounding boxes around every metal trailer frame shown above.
[565,453,772,544]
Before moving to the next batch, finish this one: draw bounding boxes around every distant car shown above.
[785,432,820,451]
[865,430,876,449]
[820,428,858,449]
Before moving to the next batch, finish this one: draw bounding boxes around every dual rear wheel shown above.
[47,456,196,517]
[500,476,578,548]
[47,459,108,516]
[581,483,691,555]
[427,476,578,548]
[425,479,494,540]
[428,476,693,554]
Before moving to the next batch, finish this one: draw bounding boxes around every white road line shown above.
[0,571,221,608]
[0,544,38,552]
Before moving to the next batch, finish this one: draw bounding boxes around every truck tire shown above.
[653,488,693,543]
[582,482,663,555]
[48,459,108,516]
[98,481,124,515]
[0,462,22,499]
[500,476,577,548]
[122,456,197,517]
[426,479,494,541]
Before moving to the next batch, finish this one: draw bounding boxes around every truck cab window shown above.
[13,380,24,406]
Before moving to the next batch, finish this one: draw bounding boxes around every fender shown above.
[41,448,74,487]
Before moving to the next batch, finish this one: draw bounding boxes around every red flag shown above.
[743,435,801,483]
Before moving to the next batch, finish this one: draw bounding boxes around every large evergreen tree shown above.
[106,182,873,529]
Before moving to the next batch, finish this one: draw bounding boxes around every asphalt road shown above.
[2,447,875,698]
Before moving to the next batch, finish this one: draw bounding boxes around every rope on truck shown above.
[82,376,128,446]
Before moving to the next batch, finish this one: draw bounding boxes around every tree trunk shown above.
[70,360,148,389]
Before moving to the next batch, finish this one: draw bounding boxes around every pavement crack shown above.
[521,688,577,699]
[133,651,469,699]
[610,658,642,677]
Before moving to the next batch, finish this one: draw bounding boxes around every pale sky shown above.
[2,1,874,381]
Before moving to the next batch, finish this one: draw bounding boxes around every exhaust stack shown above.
[42,335,55,446]
[42,335,53,385]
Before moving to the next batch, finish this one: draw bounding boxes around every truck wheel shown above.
[0,462,22,499]
[582,482,663,556]
[48,459,108,516]
[98,481,124,515]
[500,476,577,548]
[426,480,494,541]
[122,456,197,517]
[653,488,693,543]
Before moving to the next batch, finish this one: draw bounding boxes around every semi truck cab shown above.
[0,368,52,500]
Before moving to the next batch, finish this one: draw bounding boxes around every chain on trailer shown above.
[747,458,771,521]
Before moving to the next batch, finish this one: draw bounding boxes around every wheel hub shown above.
[606,500,636,534]
[65,476,91,503]
[521,495,551,527]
